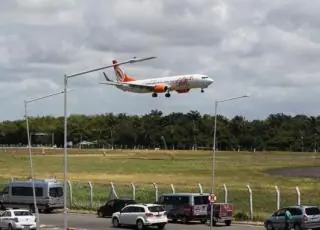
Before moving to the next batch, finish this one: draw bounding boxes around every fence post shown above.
[275,185,280,210]
[295,186,300,205]
[88,181,93,209]
[246,184,253,220]
[108,182,119,199]
[152,183,158,202]
[198,183,203,193]
[170,184,175,194]
[67,180,72,208]
[131,183,136,200]
[223,184,228,203]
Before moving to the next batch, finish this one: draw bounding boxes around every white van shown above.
[0,178,64,213]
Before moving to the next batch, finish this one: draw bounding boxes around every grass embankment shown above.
[0,148,320,221]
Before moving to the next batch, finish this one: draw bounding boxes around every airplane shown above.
[99,57,214,98]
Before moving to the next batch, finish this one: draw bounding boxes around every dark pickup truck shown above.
[207,203,233,226]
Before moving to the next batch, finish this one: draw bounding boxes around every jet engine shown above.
[153,84,169,93]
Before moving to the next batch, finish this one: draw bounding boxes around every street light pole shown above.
[63,75,68,230]
[62,56,156,230]
[211,100,218,194]
[209,94,250,229]
[24,101,39,230]
[24,89,70,230]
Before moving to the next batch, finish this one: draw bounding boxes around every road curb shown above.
[69,210,95,215]
[233,221,264,226]
[40,225,62,230]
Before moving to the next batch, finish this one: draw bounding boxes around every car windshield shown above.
[14,211,32,216]
[306,207,320,215]
[148,205,165,212]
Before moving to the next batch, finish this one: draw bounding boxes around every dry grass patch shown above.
[0,149,320,220]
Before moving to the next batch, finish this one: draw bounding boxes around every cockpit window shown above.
[201,76,208,79]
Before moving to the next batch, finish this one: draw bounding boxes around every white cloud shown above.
[0,0,320,121]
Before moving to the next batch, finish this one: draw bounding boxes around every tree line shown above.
[0,110,319,152]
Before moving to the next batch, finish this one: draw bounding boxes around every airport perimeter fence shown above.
[3,178,318,221]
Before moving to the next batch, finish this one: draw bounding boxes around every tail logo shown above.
[113,60,125,82]
[112,59,136,82]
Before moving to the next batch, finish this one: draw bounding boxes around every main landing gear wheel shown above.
[201,89,204,93]
[165,92,171,97]
[152,92,158,97]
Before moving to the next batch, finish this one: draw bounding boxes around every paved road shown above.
[39,213,265,230]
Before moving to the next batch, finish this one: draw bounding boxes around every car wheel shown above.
[266,222,274,230]
[293,224,301,230]
[8,224,12,230]
[181,216,188,224]
[136,219,144,230]
[112,217,120,227]
[200,218,207,224]
[170,218,177,223]
[225,220,232,226]
[98,211,103,217]
[157,223,166,229]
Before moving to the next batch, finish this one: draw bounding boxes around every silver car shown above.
[264,205,320,230]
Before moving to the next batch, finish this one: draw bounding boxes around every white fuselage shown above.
[117,74,214,93]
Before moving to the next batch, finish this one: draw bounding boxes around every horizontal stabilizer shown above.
[99,81,121,86]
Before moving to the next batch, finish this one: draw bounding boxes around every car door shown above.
[106,200,115,216]
[193,195,209,217]
[118,206,132,225]
[0,211,6,228]
[1,211,10,228]
[114,200,127,214]
[128,207,143,225]
[273,208,286,230]
[287,207,302,226]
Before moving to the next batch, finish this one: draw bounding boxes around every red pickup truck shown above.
[207,203,233,226]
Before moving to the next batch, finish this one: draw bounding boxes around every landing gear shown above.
[152,92,158,97]
[201,88,204,93]
[165,92,171,97]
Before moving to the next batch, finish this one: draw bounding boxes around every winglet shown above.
[103,72,113,82]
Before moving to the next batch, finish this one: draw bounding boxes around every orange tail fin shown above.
[112,60,136,82]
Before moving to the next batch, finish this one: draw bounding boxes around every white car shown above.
[112,203,168,230]
[0,209,36,230]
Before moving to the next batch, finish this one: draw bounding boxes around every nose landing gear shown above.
[201,89,204,93]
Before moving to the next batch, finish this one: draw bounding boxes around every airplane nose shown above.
[207,78,214,85]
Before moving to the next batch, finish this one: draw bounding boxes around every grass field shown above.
[0,147,320,221]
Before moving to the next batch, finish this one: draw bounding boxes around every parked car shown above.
[0,208,36,230]
[112,203,168,230]
[157,192,210,224]
[97,198,136,217]
[264,205,320,230]
[207,202,233,226]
